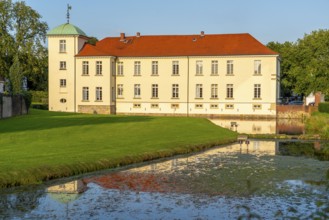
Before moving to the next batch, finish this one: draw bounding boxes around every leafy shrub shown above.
[30,90,48,104]
[22,91,32,109]
[318,103,329,113]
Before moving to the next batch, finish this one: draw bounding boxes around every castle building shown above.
[47,23,280,118]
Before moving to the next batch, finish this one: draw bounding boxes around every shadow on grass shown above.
[0,109,154,134]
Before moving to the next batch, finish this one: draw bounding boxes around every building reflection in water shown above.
[127,140,277,175]
[210,118,305,135]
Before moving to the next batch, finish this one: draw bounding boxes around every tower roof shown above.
[47,23,87,36]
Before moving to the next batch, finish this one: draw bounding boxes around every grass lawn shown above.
[0,109,237,188]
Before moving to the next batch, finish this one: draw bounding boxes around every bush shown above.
[30,90,48,104]
[318,103,329,113]
[22,91,32,110]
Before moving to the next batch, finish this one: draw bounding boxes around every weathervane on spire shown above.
[67,4,72,24]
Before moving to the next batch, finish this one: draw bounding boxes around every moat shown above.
[1,140,328,219]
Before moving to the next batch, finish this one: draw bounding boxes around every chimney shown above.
[200,31,205,37]
[136,32,141,37]
[120,33,125,41]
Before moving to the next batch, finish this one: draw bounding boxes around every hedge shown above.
[30,90,48,104]
[318,102,329,113]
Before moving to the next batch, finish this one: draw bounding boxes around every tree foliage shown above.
[267,29,329,97]
[0,0,48,93]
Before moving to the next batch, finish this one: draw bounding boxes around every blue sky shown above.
[23,0,329,44]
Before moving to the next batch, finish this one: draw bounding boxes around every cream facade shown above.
[48,23,280,118]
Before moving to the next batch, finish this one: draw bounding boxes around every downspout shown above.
[187,56,190,117]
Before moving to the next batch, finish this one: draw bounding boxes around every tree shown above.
[267,41,297,97]
[268,29,329,97]
[291,30,329,95]
[0,0,48,93]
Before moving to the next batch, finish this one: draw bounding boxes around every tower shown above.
[47,5,88,112]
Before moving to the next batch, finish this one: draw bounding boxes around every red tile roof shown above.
[77,33,278,57]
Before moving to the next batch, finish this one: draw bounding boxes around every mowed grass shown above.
[0,109,237,188]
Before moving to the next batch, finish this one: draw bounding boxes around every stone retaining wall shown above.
[0,94,28,119]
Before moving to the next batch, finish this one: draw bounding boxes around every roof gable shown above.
[77,33,278,57]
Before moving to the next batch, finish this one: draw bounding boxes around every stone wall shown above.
[78,105,115,115]
[0,94,28,119]
[276,105,317,119]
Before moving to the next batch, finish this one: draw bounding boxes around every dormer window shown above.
[59,40,66,53]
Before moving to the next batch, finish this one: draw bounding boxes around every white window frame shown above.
[172,84,179,98]
[59,40,66,53]
[96,61,102,75]
[254,84,261,99]
[152,61,158,75]
[152,84,158,98]
[117,84,123,98]
[196,84,203,98]
[96,87,102,101]
[134,84,141,98]
[82,61,89,75]
[227,60,233,75]
[117,62,124,76]
[211,84,218,98]
[254,60,261,75]
[226,84,233,99]
[60,79,66,87]
[60,61,66,70]
[172,61,179,75]
[82,87,89,101]
[134,61,141,76]
[196,60,203,75]
[211,60,218,75]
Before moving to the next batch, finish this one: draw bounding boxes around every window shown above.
[151,103,159,108]
[254,60,261,75]
[152,84,158,98]
[96,87,102,101]
[210,104,218,109]
[172,61,179,75]
[96,61,102,75]
[152,61,158,75]
[196,60,203,75]
[253,104,262,110]
[195,104,203,108]
[211,60,218,75]
[134,61,141,76]
[82,61,89,75]
[134,84,141,98]
[117,62,124,76]
[60,98,67,103]
[60,79,66,87]
[211,84,218,98]
[117,84,123,98]
[59,40,66,53]
[171,103,179,109]
[133,103,141,108]
[226,84,233,99]
[254,84,261,99]
[196,84,203,98]
[82,87,89,101]
[172,84,179,98]
[227,60,233,75]
[225,104,234,109]
[60,61,66,70]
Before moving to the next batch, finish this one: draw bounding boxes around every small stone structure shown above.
[0,94,28,119]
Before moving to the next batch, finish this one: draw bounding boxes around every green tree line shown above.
[267,29,329,98]
[0,0,48,94]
